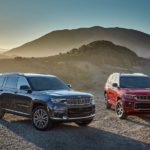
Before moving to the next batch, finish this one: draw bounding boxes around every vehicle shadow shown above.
[127,115,150,128]
[0,118,150,150]
[106,107,150,129]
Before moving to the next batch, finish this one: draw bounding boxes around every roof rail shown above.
[0,72,22,75]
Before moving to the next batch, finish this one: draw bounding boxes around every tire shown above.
[75,119,93,126]
[104,93,111,109]
[116,100,127,119]
[32,106,53,131]
[0,109,5,119]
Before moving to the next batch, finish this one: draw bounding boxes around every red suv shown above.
[104,73,150,119]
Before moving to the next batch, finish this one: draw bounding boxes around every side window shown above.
[0,76,5,87]
[110,74,115,84]
[113,75,117,83]
[5,76,18,89]
[108,74,113,83]
[17,77,30,90]
[115,74,119,85]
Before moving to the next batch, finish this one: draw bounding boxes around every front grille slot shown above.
[136,95,150,101]
[68,107,93,118]
[135,103,150,109]
[67,97,91,105]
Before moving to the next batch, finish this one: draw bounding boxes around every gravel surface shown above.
[0,91,150,150]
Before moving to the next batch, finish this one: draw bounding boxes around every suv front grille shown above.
[67,97,91,105]
[68,106,94,118]
[135,103,150,109]
[136,95,150,101]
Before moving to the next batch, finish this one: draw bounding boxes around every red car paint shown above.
[104,73,150,117]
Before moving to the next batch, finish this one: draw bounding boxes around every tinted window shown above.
[113,74,119,84]
[0,76,5,87]
[27,76,69,91]
[108,74,113,83]
[17,77,30,90]
[5,76,18,89]
[120,76,150,88]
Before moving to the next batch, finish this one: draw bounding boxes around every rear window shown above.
[0,76,5,87]
[5,76,18,89]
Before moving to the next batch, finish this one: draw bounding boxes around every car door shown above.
[14,76,32,114]
[107,74,115,104]
[2,75,18,110]
[111,74,119,105]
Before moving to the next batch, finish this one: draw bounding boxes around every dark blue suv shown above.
[0,73,95,130]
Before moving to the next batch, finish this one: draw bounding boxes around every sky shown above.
[0,0,150,50]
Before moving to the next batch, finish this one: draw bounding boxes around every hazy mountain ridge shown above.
[1,40,150,90]
[0,49,11,59]
[57,40,139,67]
[5,26,150,58]
[0,48,7,53]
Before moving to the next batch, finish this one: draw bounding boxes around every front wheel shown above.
[75,119,93,126]
[116,100,127,119]
[0,109,5,119]
[32,106,53,131]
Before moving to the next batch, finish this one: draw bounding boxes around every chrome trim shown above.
[51,114,95,120]
[4,108,30,116]
[66,97,92,105]
[136,95,150,101]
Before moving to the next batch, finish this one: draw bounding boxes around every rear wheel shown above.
[32,106,53,131]
[0,109,5,119]
[104,93,111,109]
[116,100,127,119]
[75,119,93,126]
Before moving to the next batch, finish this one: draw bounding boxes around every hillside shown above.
[5,26,150,58]
[0,49,12,59]
[1,41,150,90]
[0,48,7,53]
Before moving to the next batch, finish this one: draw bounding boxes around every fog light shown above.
[125,101,134,108]
[63,116,68,120]
[53,106,66,113]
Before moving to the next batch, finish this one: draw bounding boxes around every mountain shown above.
[0,48,7,53]
[0,49,11,59]
[5,26,150,58]
[1,41,150,90]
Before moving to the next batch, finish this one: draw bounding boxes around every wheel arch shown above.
[32,100,47,112]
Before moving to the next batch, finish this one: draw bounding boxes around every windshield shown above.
[27,76,70,91]
[120,76,150,88]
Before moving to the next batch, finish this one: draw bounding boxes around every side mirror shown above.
[112,83,119,88]
[20,85,32,93]
[67,84,72,88]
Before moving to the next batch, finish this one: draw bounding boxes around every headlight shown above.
[90,96,95,104]
[51,98,67,103]
[123,94,137,100]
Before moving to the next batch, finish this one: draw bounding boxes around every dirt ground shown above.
[0,91,150,150]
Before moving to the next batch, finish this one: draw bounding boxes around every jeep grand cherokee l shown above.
[104,73,150,119]
[0,73,95,130]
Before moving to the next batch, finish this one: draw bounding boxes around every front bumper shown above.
[123,100,150,114]
[51,114,95,121]
[47,103,95,121]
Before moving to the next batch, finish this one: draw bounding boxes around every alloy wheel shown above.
[33,108,49,130]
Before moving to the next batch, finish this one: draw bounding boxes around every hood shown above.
[36,90,92,98]
[120,88,150,95]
